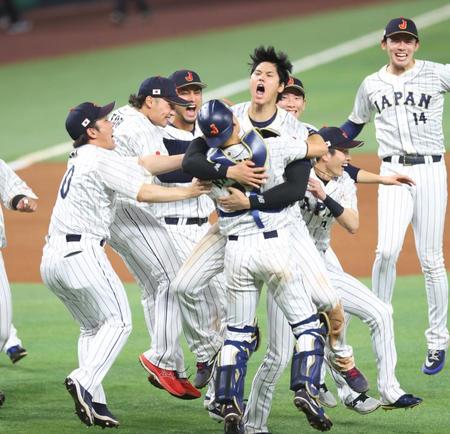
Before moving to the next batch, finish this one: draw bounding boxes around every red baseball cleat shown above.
[139,354,185,397]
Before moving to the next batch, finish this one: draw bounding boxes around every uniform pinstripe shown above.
[40,145,147,403]
[108,104,186,372]
[244,170,405,433]
[0,160,37,352]
[350,60,450,350]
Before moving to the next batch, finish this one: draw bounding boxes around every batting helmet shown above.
[198,99,234,148]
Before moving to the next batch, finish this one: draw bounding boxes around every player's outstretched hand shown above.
[227,161,267,189]
[307,177,326,200]
[381,174,415,186]
[16,197,38,212]
[189,179,212,197]
[218,187,250,211]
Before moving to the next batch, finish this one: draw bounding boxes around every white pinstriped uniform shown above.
[174,105,341,364]
[349,60,450,350]
[0,160,37,352]
[40,145,148,404]
[154,124,227,357]
[108,104,186,372]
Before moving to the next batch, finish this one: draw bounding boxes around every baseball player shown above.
[155,70,227,370]
[277,76,417,414]
[176,48,368,408]
[195,99,333,433]
[342,17,450,375]
[108,76,202,399]
[224,127,422,433]
[40,101,209,427]
[0,159,37,407]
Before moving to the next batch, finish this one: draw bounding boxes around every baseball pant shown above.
[109,201,185,371]
[0,252,12,352]
[40,235,132,401]
[373,160,449,350]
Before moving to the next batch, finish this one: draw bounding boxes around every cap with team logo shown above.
[283,76,305,96]
[198,99,234,148]
[169,69,207,89]
[318,126,364,150]
[383,17,419,41]
[65,101,115,140]
[138,76,190,106]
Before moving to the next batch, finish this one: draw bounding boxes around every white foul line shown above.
[8,3,450,171]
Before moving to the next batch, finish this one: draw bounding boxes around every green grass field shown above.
[2,275,450,433]
[1,0,450,160]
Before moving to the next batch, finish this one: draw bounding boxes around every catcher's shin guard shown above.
[215,325,255,412]
[290,314,328,398]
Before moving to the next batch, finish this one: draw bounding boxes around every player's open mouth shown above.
[186,104,196,114]
[256,83,265,96]
[395,53,408,60]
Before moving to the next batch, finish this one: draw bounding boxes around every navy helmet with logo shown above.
[198,99,234,148]
[318,126,364,150]
[383,17,419,41]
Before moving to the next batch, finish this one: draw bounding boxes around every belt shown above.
[228,230,278,241]
[164,217,208,226]
[382,155,441,165]
[66,234,106,247]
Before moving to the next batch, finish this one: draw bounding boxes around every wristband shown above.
[323,195,344,217]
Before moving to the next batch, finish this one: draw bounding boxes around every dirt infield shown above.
[1,0,389,65]
[3,155,450,282]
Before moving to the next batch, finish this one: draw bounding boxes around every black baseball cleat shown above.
[194,353,218,389]
[381,394,423,410]
[92,402,120,428]
[340,366,369,393]
[294,388,332,432]
[0,390,5,407]
[7,345,28,364]
[64,377,94,426]
[422,349,445,375]
[222,403,244,434]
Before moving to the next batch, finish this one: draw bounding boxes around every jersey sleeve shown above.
[436,63,450,92]
[340,174,358,212]
[279,135,308,165]
[97,151,147,200]
[348,79,372,124]
[0,159,38,209]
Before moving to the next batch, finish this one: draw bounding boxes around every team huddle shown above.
[1,16,449,433]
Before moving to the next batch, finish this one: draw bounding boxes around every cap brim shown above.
[98,101,116,119]
[384,31,418,40]
[163,95,192,106]
[284,85,305,96]
[177,82,207,89]
[204,124,234,148]
[331,140,364,150]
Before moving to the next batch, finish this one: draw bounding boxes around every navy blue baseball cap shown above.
[138,76,190,106]
[318,127,364,150]
[198,100,234,148]
[169,69,207,89]
[383,17,419,41]
[65,101,115,140]
[284,76,305,96]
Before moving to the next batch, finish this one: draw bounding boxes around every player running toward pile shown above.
[108,76,202,399]
[0,159,37,406]
[40,101,209,427]
[342,17,450,375]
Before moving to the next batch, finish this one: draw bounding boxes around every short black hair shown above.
[72,121,99,148]
[249,46,293,86]
[128,93,147,109]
